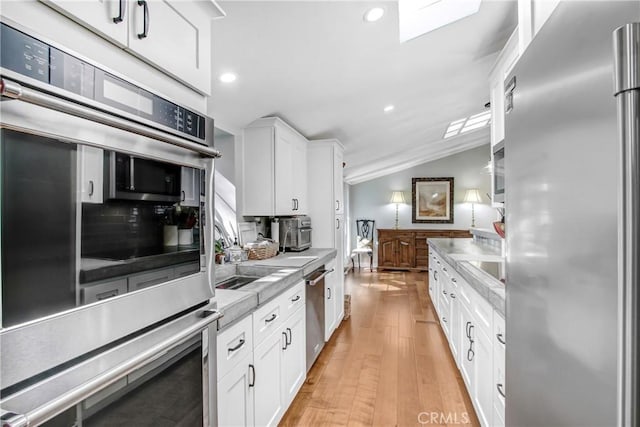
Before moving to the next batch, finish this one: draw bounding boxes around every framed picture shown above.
[412,177,454,223]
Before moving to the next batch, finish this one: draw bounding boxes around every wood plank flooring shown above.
[279,270,479,427]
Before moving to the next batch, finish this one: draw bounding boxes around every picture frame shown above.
[412,177,454,223]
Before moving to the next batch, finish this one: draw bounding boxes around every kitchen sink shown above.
[215,276,260,290]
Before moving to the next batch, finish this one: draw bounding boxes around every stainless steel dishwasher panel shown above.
[305,267,331,372]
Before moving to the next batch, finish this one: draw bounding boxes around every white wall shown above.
[349,144,494,252]
[215,133,236,185]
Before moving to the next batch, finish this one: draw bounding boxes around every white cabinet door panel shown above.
[127,0,211,93]
[282,305,306,407]
[253,331,284,427]
[41,0,128,46]
[474,328,493,427]
[218,353,255,427]
[274,126,295,215]
[79,145,104,204]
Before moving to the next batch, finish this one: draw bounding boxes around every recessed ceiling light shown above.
[219,73,237,83]
[364,7,385,23]
[383,105,395,112]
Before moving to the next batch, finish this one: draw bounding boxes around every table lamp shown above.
[464,189,482,228]
[390,191,405,229]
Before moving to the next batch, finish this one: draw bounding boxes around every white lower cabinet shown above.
[429,248,506,427]
[218,353,255,427]
[253,330,285,427]
[324,259,338,341]
[281,305,306,407]
[473,327,494,427]
[217,281,307,427]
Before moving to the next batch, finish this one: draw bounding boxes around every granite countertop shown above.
[428,238,505,316]
[214,248,337,330]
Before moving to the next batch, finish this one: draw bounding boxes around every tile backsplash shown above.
[82,201,171,258]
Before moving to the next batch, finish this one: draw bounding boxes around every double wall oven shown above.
[0,20,222,426]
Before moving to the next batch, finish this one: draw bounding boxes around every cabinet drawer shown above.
[128,268,175,292]
[253,296,285,348]
[174,262,200,278]
[217,315,254,376]
[282,281,305,319]
[82,279,127,304]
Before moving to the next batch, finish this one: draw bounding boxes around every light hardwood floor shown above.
[279,270,479,427]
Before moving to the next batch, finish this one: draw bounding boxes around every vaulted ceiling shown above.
[208,1,517,183]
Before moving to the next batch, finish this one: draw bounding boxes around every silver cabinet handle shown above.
[291,295,301,303]
[181,190,186,202]
[497,383,506,398]
[443,267,447,272]
[450,293,456,299]
[336,218,340,229]
[292,199,296,211]
[442,290,447,295]
[336,200,340,211]
[327,287,332,299]
[228,339,245,353]
[282,331,288,350]
[496,333,506,345]
[286,327,292,346]
[88,180,94,196]
[442,316,447,323]
[451,278,457,283]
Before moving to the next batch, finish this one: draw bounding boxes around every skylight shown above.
[399,0,482,43]
[444,111,491,139]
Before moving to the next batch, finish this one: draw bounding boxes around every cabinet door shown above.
[274,126,295,215]
[378,238,396,267]
[333,147,344,214]
[397,236,415,268]
[217,354,255,427]
[282,305,306,407]
[474,328,493,427]
[127,0,212,93]
[241,126,275,216]
[448,290,461,364]
[291,136,307,214]
[79,145,104,204]
[334,218,345,321]
[324,264,337,341]
[180,167,200,207]
[41,0,128,46]
[253,331,285,427]
[459,302,475,391]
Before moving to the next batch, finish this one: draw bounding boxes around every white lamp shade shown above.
[463,189,482,203]
[390,191,406,204]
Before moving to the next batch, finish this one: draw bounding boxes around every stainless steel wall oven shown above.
[0,20,222,426]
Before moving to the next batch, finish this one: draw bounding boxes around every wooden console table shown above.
[377,229,471,271]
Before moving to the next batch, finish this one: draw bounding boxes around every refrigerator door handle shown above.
[613,22,640,427]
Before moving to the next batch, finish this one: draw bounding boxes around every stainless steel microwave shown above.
[279,216,312,251]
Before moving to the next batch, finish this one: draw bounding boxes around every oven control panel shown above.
[0,23,207,143]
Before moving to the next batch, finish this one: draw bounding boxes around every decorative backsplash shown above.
[82,201,172,258]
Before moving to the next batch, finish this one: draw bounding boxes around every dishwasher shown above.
[305,265,333,372]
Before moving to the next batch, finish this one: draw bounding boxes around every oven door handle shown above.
[0,78,221,159]
[0,308,223,427]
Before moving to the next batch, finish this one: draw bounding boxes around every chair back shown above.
[355,219,375,241]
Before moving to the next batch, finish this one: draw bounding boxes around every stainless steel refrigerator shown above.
[505,2,639,426]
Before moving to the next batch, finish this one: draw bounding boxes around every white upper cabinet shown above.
[333,147,344,214]
[39,0,223,94]
[180,167,200,207]
[42,0,128,46]
[489,29,520,147]
[241,117,308,217]
[78,145,104,204]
